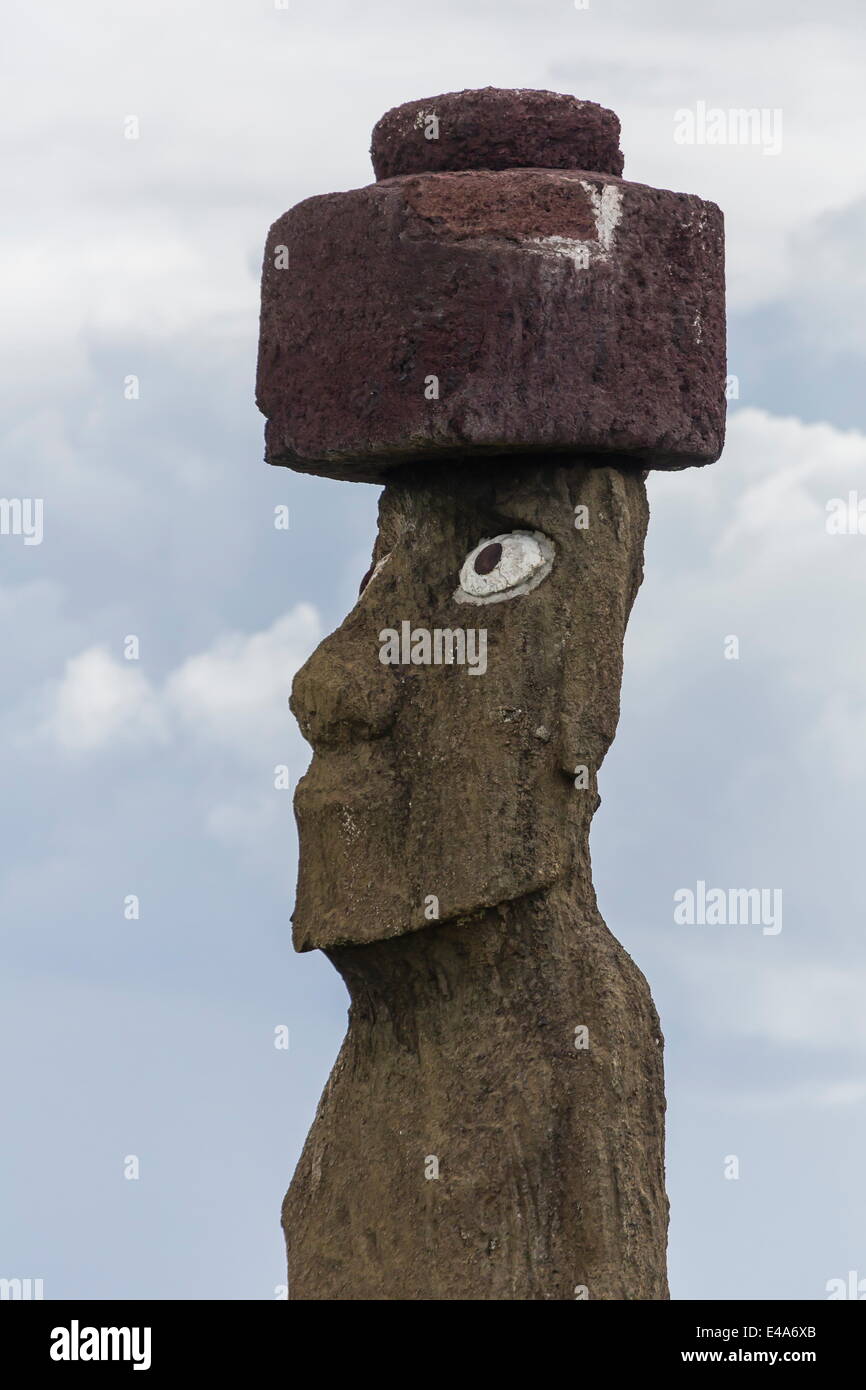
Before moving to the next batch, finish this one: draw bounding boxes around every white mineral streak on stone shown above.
[580,181,624,256]
[527,235,594,269]
[363,553,392,591]
[353,551,392,613]
[368,553,391,584]
[525,180,624,268]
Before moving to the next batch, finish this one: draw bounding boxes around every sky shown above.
[1,0,864,1301]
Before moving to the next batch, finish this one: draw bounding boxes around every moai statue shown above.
[256,88,725,1301]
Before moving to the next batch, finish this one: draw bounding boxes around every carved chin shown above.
[291,747,573,954]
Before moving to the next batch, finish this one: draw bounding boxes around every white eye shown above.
[454,531,554,605]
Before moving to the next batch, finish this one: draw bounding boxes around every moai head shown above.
[256,88,726,952]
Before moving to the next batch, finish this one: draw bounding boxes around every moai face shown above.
[290,457,648,951]
[256,87,726,952]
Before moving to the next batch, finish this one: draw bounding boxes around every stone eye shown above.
[455,531,554,605]
[474,542,503,575]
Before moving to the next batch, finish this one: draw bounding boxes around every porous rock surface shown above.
[284,460,669,1300]
[257,161,725,479]
[370,87,625,180]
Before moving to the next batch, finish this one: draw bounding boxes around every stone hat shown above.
[256,87,726,483]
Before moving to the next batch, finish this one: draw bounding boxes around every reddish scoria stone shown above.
[370,86,624,181]
[256,89,726,482]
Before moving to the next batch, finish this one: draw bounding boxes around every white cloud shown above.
[819,1080,866,1107]
[786,197,866,359]
[4,0,866,405]
[43,645,165,752]
[664,939,866,1058]
[723,960,866,1053]
[38,605,320,759]
[632,408,866,778]
[165,605,320,751]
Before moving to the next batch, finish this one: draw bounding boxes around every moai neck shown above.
[315,869,667,1302]
[256,87,726,1301]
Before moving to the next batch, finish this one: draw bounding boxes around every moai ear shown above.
[554,466,650,788]
[256,88,726,484]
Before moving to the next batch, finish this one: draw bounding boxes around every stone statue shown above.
[256,87,726,1300]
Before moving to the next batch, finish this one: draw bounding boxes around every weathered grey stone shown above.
[291,460,645,953]
[286,878,668,1301]
[284,460,669,1299]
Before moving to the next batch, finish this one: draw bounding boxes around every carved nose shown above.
[290,630,401,749]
